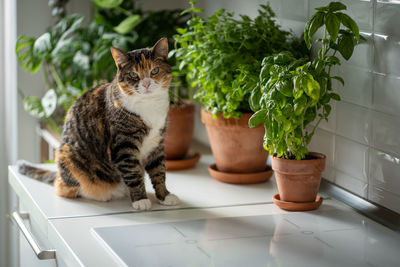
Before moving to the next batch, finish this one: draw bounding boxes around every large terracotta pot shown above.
[164,102,195,160]
[201,108,268,173]
[272,152,326,203]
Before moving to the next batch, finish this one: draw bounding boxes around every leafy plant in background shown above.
[171,1,308,118]
[249,2,363,160]
[94,0,190,105]
[48,0,69,22]
[16,0,189,133]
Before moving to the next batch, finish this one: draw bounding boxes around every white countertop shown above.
[9,145,400,267]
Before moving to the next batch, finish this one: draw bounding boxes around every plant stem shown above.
[45,116,62,135]
[116,6,132,16]
[308,116,323,145]
[42,64,52,89]
[321,27,327,59]
[48,63,66,92]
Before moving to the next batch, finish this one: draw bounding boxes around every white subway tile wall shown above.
[265,0,400,212]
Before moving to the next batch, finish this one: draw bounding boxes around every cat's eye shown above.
[129,72,139,79]
[151,67,159,75]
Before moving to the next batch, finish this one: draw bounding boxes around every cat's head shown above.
[110,38,171,96]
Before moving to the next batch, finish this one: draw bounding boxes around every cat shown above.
[18,38,179,211]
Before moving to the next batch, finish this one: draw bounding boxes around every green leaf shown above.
[325,13,340,42]
[114,15,141,34]
[294,95,307,116]
[325,55,341,65]
[328,2,347,12]
[249,110,267,128]
[249,87,261,111]
[33,32,52,57]
[307,12,325,48]
[93,0,123,8]
[276,80,293,97]
[332,76,344,86]
[324,104,332,117]
[73,51,90,71]
[24,96,45,119]
[15,36,42,73]
[41,89,57,117]
[304,76,320,101]
[315,6,329,12]
[304,12,317,49]
[337,34,355,60]
[330,93,341,101]
[293,75,305,99]
[273,52,293,64]
[337,13,359,39]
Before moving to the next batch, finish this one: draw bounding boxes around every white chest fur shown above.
[120,90,169,163]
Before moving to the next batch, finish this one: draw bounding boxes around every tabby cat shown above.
[18,38,179,211]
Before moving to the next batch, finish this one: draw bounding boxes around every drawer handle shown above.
[10,212,56,260]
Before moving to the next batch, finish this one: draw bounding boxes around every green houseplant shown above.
[172,1,308,182]
[16,0,189,135]
[249,2,362,210]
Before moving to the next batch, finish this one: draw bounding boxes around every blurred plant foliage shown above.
[171,1,309,119]
[249,2,363,160]
[16,0,189,133]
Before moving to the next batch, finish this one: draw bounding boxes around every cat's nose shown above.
[142,80,151,89]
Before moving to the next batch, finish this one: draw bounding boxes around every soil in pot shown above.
[164,101,200,170]
[271,152,326,208]
[201,108,270,183]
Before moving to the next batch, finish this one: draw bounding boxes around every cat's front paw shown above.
[132,199,152,210]
[159,194,179,206]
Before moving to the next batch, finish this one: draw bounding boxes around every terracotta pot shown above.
[164,102,195,160]
[201,108,268,173]
[272,152,326,203]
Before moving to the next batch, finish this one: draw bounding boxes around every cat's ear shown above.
[152,38,168,60]
[110,47,129,68]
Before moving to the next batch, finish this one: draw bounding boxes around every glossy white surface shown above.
[9,153,277,219]
[375,1,400,36]
[49,200,400,267]
[335,170,368,198]
[308,129,335,182]
[371,110,400,156]
[334,136,369,182]
[368,185,400,214]
[336,101,371,145]
[336,65,373,108]
[374,35,400,77]
[369,149,400,195]
[373,73,400,116]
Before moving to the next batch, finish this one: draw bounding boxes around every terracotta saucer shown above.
[208,164,273,184]
[165,151,201,171]
[273,194,323,211]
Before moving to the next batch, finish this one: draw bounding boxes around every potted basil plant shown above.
[249,2,363,210]
[173,1,308,183]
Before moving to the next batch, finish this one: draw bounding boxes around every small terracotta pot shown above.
[272,152,326,203]
[164,101,195,160]
[201,108,268,173]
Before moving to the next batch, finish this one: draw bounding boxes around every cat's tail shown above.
[18,160,57,185]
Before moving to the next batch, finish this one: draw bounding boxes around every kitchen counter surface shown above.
[9,145,400,266]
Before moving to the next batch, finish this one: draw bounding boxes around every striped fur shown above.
[18,38,179,210]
